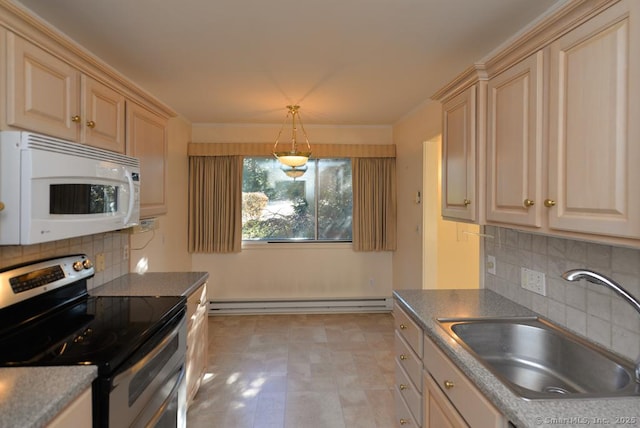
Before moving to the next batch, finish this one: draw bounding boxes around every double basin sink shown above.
[437,317,639,399]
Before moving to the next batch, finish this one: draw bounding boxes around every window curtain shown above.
[188,156,243,253]
[352,157,397,251]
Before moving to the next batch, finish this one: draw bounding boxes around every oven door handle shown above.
[113,316,182,386]
[143,365,185,428]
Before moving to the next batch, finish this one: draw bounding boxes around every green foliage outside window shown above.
[242,158,352,241]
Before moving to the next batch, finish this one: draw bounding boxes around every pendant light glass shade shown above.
[273,105,312,168]
[281,164,307,179]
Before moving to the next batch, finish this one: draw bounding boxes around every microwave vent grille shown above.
[25,133,139,168]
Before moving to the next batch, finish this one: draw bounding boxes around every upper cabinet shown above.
[126,101,168,218]
[441,85,478,223]
[486,51,544,228]
[6,34,126,152]
[547,1,640,240]
[6,33,80,141]
[81,75,126,153]
[434,68,487,224]
[1,4,176,219]
[435,0,640,247]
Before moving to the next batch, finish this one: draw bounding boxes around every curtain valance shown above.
[187,143,395,158]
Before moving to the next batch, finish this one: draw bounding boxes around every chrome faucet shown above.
[562,269,640,383]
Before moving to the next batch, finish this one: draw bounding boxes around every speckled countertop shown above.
[0,366,96,428]
[90,271,209,297]
[394,289,640,428]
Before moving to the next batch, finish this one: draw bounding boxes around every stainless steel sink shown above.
[437,317,640,399]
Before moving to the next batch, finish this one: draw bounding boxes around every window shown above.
[242,157,352,241]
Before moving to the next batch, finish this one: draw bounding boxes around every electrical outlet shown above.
[95,253,106,272]
[521,268,546,296]
[123,244,130,261]
[487,256,496,275]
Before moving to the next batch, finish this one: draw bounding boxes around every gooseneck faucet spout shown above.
[562,269,640,314]
[562,269,640,383]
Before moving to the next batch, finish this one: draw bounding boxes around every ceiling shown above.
[14,0,561,125]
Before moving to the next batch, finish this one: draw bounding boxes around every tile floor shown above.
[186,313,397,428]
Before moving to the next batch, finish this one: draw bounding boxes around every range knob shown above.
[72,259,93,271]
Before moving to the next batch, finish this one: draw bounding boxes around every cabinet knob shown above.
[544,199,556,208]
[399,324,407,330]
[399,383,408,390]
[71,115,81,123]
[399,354,407,361]
[399,419,408,425]
[444,380,455,389]
[0,201,4,211]
[523,199,535,208]
[463,199,471,206]
[86,120,96,128]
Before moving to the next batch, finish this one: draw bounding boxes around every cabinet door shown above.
[424,373,468,428]
[423,335,505,428]
[486,51,543,227]
[46,387,92,428]
[126,101,168,217]
[6,33,80,141]
[441,85,477,222]
[82,76,125,153]
[548,1,640,239]
[186,283,208,406]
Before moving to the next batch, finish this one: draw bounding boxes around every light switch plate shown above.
[521,268,546,296]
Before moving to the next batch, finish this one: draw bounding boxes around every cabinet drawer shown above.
[394,387,421,427]
[423,335,504,428]
[395,331,422,392]
[396,361,422,424]
[394,304,423,358]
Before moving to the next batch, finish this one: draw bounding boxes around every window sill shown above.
[241,241,353,250]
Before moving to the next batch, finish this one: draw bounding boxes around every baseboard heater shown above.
[208,297,393,315]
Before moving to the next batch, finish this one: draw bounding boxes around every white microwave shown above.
[0,131,140,245]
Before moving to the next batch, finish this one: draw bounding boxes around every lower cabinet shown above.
[47,387,92,428]
[393,304,509,428]
[424,373,469,428]
[394,304,424,426]
[186,282,208,406]
[395,386,421,427]
[423,334,507,428]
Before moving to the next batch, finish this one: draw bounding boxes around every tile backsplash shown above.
[0,231,130,290]
[484,226,640,361]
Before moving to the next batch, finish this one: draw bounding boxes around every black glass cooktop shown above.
[0,294,185,375]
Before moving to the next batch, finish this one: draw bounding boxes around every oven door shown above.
[97,310,187,428]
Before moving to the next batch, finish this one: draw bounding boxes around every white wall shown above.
[192,243,392,300]
[393,101,480,290]
[392,101,440,289]
[191,124,395,301]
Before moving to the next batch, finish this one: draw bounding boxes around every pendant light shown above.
[273,105,312,169]
[280,164,307,180]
